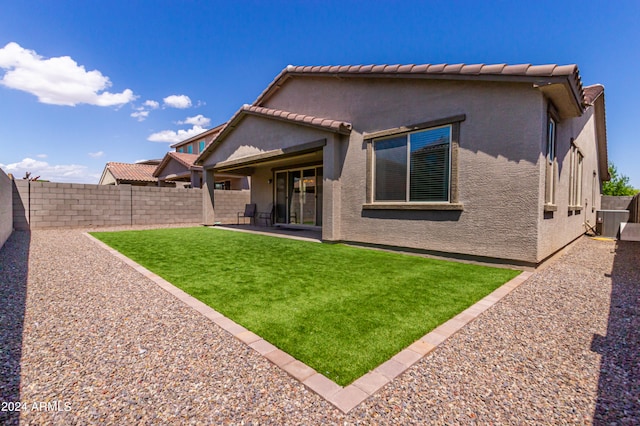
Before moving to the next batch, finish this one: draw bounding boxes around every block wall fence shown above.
[0,169,12,248]
[11,180,250,230]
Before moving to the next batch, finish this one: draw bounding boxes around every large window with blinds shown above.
[373,125,451,202]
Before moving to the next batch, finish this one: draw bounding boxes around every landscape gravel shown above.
[0,226,637,425]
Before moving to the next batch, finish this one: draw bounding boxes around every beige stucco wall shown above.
[536,104,602,260]
[202,76,605,264]
[202,115,329,168]
[265,78,545,263]
[156,157,189,180]
[99,169,117,185]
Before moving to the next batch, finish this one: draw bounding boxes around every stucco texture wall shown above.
[266,78,545,263]
[536,105,602,261]
[0,169,13,248]
[202,116,329,168]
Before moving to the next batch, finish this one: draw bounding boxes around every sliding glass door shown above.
[275,166,322,226]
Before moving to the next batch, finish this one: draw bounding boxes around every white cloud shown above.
[0,42,136,107]
[131,110,149,121]
[147,125,207,143]
[88,151,104,158]
[0,157,99,183]
[36,153,47,158]
[144,100,159,109]
[163,94,192,109]
[178,114,210,127]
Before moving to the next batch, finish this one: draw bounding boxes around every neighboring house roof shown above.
[136,159,162,166]
[100,162,157,184]
[170,122,226,149]
[254,62,586,119]
[153,152,201,178]
[195,104,353,165]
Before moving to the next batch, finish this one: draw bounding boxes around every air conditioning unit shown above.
[596,210,630,238]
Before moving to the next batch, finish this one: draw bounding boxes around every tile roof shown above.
[153,152,201,177]
[105,162,157,183]
[194,105,352,165]
[242,105,352,134]
[254,62,585,109]
[583,84,604,104]
[168,152,200,168]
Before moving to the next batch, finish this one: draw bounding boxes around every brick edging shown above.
[84,232,533,413]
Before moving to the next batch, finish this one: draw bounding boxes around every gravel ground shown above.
[0,228,638,425]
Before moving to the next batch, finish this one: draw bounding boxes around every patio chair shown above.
[237,203,257,225]
[258,203,274,227]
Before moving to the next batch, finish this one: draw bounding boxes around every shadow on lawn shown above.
[0,231,30,426]
[591,240,640,424]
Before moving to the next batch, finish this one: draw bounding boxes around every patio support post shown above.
[322,134,343,241]
[203,168,216,225]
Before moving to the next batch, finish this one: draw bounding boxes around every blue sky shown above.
[1,0,639,187]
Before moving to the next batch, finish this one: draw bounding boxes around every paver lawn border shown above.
[85,232,533,413]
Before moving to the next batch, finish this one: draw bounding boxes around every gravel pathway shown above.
[0,228,638,424]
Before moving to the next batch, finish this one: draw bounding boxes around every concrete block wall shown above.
[132,186,203,225]
[0,169,13,248]
[12,181,208,229]
[213,189,251,224]
[601,195,634,211]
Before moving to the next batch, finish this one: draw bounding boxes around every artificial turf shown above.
[91,227,520,386]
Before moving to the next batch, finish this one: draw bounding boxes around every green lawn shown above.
[91,227,520,386]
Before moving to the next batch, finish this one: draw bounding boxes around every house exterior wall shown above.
[536,104,602,260]
[157,158,190,180]
[264,78,546,263]
[201,115,330,168]
[100,169,117,185]
[0,169,13,248]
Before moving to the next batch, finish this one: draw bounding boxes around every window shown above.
[199,140,205,153]
[187,145,193,154]
[373,125,451,202]
[178,147,183,153]
[545,114,557,207]
[214,180,231,190]
[568,143,583,209]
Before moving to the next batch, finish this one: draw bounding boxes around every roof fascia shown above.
[152,153,173,177]
[593,93,609,181]
[170,122,226,148]
[194,107,348,166]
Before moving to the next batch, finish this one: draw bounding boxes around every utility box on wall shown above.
[596,210,630,238]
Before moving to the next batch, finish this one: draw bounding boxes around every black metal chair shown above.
[258,203,274,227]
[237,203,256,225]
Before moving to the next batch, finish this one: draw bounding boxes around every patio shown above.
[212,223,322,242]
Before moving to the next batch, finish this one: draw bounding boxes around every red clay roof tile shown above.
[584,84,604,104]
[106,162,157,183]
[255,62,588,110]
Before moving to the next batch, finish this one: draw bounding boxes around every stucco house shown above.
[99,161,160,186]
[195,63,608,266]
[156,124,249,189]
